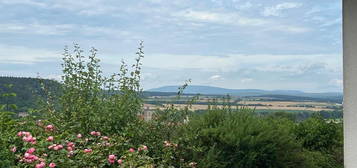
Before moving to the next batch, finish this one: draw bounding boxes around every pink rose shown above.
[23,135,32,142]
[129,148,135,153]
[24,152,31,158]
[22,135,36,143]
[24,132,31,136]
[102,136,109,140]
[108,155,116,164]
[108,154,116,160]
[138,145,148,151]
[67,147,73,151]
[46,125,54,129]
[67,142,75,147]
[49,163,56,168]
[57,145,63,149]
[35,162,46,168]
[108,159,115,164]
[117,159,123,164]
[27,147,35,154]
[84,149,92,153]
[46,125,54,131]
[47,136,54,142]
[77,134,82,138]
[17,131,23,137]
[90,131,96,136]
[90,131,101,136]
[48,144,55,149]
[23,152,39,164]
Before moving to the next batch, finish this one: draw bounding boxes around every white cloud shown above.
[267,25,310,33]
[329,79,343,87]
[146,0,164,3]
[209,75,223,80]
[0,0,120,16]
[241,78,253,83]
[0,44,60,64]
[79,25,138,39]
[0,23,136,39]
[0,23,74,35]
[305,7,322,16]
[262,2,302,17]
[50,0,116,15]
[320,18,342,27]
[175,10,267,26]
[236,1,253,10]
[174,9,309,33]
[0,0,47,7]
[141,53,341,73]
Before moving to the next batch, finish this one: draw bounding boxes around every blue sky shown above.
[0,0,342,92]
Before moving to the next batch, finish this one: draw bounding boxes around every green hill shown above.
[0,76,62,112]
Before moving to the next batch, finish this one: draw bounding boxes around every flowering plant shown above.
[11,123,158,167]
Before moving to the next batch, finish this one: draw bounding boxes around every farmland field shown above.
[144,101,338,111]
[143,95,342,115]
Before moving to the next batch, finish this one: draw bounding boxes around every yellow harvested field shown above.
[143,100,336,112]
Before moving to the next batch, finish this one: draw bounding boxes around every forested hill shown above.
[0,76,62,112]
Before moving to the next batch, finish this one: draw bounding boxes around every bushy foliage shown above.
[0,111,18,167]
[6,122,156,167]
[174,107,313,168]
[294,115,343,168]
[45,42,144,134]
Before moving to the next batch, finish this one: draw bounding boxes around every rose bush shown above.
[5,118,199,168]
[8,121,196,168]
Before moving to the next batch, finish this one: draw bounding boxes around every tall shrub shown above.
[52,42,144,134]
[177,107,312,168]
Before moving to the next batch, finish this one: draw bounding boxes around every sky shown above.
[0,0,342,92]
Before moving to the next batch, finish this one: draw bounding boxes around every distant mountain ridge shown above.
[147,85,342,98]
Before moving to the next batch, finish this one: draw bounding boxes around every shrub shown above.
[176,107,313,168]
[43,42,144,135]
[8,121,157,167]
[294,115,343,167]
[0,111,18,167]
